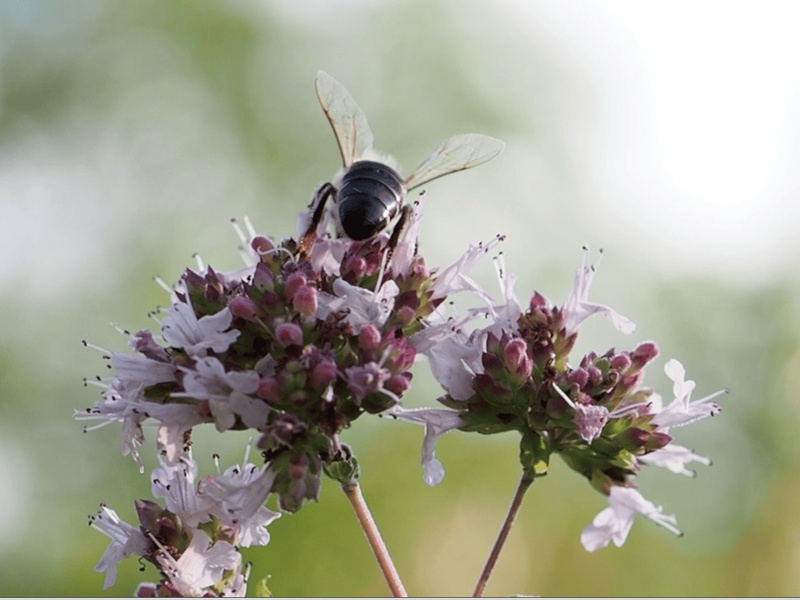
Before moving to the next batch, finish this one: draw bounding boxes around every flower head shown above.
[390,243,724,550]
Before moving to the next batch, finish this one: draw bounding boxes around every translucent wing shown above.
[315,71,374,168]
[404,134,504,191]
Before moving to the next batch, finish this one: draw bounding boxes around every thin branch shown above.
[472,470,536,597]
[342,481,408,598]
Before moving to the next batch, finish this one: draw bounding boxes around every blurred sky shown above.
[0,0,799,597]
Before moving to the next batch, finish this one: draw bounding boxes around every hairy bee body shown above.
[338,160,405,241]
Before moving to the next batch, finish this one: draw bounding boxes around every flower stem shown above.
[472,470,536,597]
[341,481,408,597]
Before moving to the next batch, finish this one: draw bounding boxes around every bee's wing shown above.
[404,134,504,191]
[315,71,374,168]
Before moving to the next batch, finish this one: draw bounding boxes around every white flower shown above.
[430,238,499,303]
[308,236,351,277]
[410,316,483,401]
[562,250,636,336]
[651,359,725,428]
[199,460,281,547]
[151,457,214,527]
[175,357,264,432]
[156,529,240,597]
[161,300,240,356]
[317,278,399,332]
[387,406,467,486]
[638,443,711,477]
[580,486,681,552]
[551,383,609,444]
[111,352,176,388]
[90,506,149,589]
[389,193,427,276]
[481,252,523,337]
[345,362,393,403]
[78,376,205,470]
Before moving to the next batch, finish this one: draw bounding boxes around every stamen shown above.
[153,275,174,296]
[551,382,577,410]
[189,252,203,272]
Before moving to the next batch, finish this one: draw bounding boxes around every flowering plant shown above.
[78,73,725,597]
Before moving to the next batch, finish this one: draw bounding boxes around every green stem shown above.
[472,470,535,597]
[342,481,408,597]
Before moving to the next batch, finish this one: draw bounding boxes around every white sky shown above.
[596,0,800,281]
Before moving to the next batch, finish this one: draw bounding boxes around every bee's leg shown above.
[299,182,336,256]
[385,203,415,267]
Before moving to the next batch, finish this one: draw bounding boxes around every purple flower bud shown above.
[251,235,275,257]
[587,366,603,387]
[610,353,632,372]
[567,368,590,389]
[343,255,367,281]
[285,272,307,300]
[275,322,304,347]
[530,291,548,310]
[293,284,318,318]
[310,359,337,391]
[625,427,651,448]
[631,341,660,369]
[503,338,531,377]
[395,305,417,327]
[257,376,281,402]
[385,374,411,396]
[132,330,170,362]
[135,583,158,597]
[229,296,260,321]
[359,323,382,352]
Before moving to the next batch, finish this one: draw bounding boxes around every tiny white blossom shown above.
[151,457,214,527]
[200,460,281,547]
[175,357,263,432]
[78,379,204,470]
[562,250,636,336]
[156,529,240,597]
[430,239,498,303]
[390,193,426,276]
[638,443,711,476]
[317,278,399,332]
[91,506,149,589]
[410,316,482,401]
[551,383,609,444]
[345,361,393,403]
[161,301,240,356]
[388,406,467,486]
[309,236,351,277]
[111,353,176,388]
[581,486,681,552]
[651,359,724,428]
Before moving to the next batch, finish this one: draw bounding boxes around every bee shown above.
[301,71,504,252]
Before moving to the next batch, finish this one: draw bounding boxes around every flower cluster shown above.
[90,448,276,596]
[79,192,725,594]
[392,251,727,550]
[78,195,502,593]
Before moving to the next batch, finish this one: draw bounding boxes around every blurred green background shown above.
[1,0,799,596]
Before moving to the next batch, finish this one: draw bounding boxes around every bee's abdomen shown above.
[338,160,405,240]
